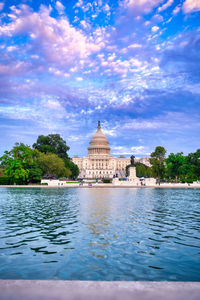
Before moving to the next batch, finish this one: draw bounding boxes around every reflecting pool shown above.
[0,187,199,281]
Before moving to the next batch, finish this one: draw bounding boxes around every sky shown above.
[0,0,200,158]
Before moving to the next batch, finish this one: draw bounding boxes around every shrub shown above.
[0,176,10,185]
[103,179,111,183]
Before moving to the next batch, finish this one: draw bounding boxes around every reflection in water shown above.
[0,187,200,281]
[80,189,112,258]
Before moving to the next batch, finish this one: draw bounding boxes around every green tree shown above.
[63,158,79,179]
[150,146,166,184]
[28,162,43,183]
[33,134,69,159]
[166,152,185,182]
[38,153,71,178]
[146,167,152,178]
[186,149,200,180]
[0,143,41,184]
[33,134,79,178]
[136,163,147,177]
[126,163,152,178]
[0,168,4,176]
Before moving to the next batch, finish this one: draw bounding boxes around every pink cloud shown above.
[0,2,4,11]
[0,4,106,73]
[183,0,200,13]
[123,0,163,15]
[55,1,65,14]
[158,0,173,12]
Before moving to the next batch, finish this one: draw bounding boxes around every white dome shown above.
[88,121,110,156]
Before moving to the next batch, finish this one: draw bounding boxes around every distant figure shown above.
[130,155,135,166]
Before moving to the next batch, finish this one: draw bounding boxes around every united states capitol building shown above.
[72,121,150,179]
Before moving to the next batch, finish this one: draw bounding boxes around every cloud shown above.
[74,0,83,9]
[123,0,163,15]
[160,29,200,78]
[152,25,159,32]
[0,4,105,75]
[55,1,65,14]
[173,5,181,15]
[128,43,142,49]
[0,1,199,158]
[158,0,173,12]
[101,128,117,137]
[112,145,149,155]
[0,2,4,11]
[183,0,200,13]
[76,77,83,81]
[121,112,200,133]
[42,99,62,110]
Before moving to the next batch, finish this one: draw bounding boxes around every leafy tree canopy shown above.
[151,146,166,160]
[38,152,71,178]
[0,143,41,184]
[150,146,167,183]
[33,134,69,159]
[33,134,79,179]
[63,158,79,179]
[166,152,185,181]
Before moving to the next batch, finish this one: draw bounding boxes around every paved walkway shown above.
[0,281,200,300]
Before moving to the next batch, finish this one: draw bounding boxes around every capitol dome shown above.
[88,121,111,156]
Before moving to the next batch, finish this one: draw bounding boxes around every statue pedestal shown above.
[128,166,137,180]
[112,177,119,185]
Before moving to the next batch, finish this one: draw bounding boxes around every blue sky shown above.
[0,0,200,158]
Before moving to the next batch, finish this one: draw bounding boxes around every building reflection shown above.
[79,189,113,258]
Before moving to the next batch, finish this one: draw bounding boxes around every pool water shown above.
[0,187,199,281]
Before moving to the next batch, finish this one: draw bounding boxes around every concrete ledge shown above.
[0,281,200,300]
[0,185,200,189]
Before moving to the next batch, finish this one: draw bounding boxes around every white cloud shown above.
[0,2,4,11]
[173,5,181,15]
[102,129,117,136]
[74,0,83,8]
[80,20,90,30]
[183,0,200,13]
[123,0,163,15]
[43,99,62,110]
[7,46,17,52]
[152,14,163,22]
[152,26,159,32]
[112,145,149,155]
[0,4,106,72]
[144,20,151,26]
[158,0,173,12]
[55,1,65,14]
[121,112,200,133]
[128,43,142,49]
[104,4,110,12]
[68,135,80,142]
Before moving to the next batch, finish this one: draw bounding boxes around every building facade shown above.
[72,121,149,179]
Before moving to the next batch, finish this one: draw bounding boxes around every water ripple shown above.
[0,187,200,281]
